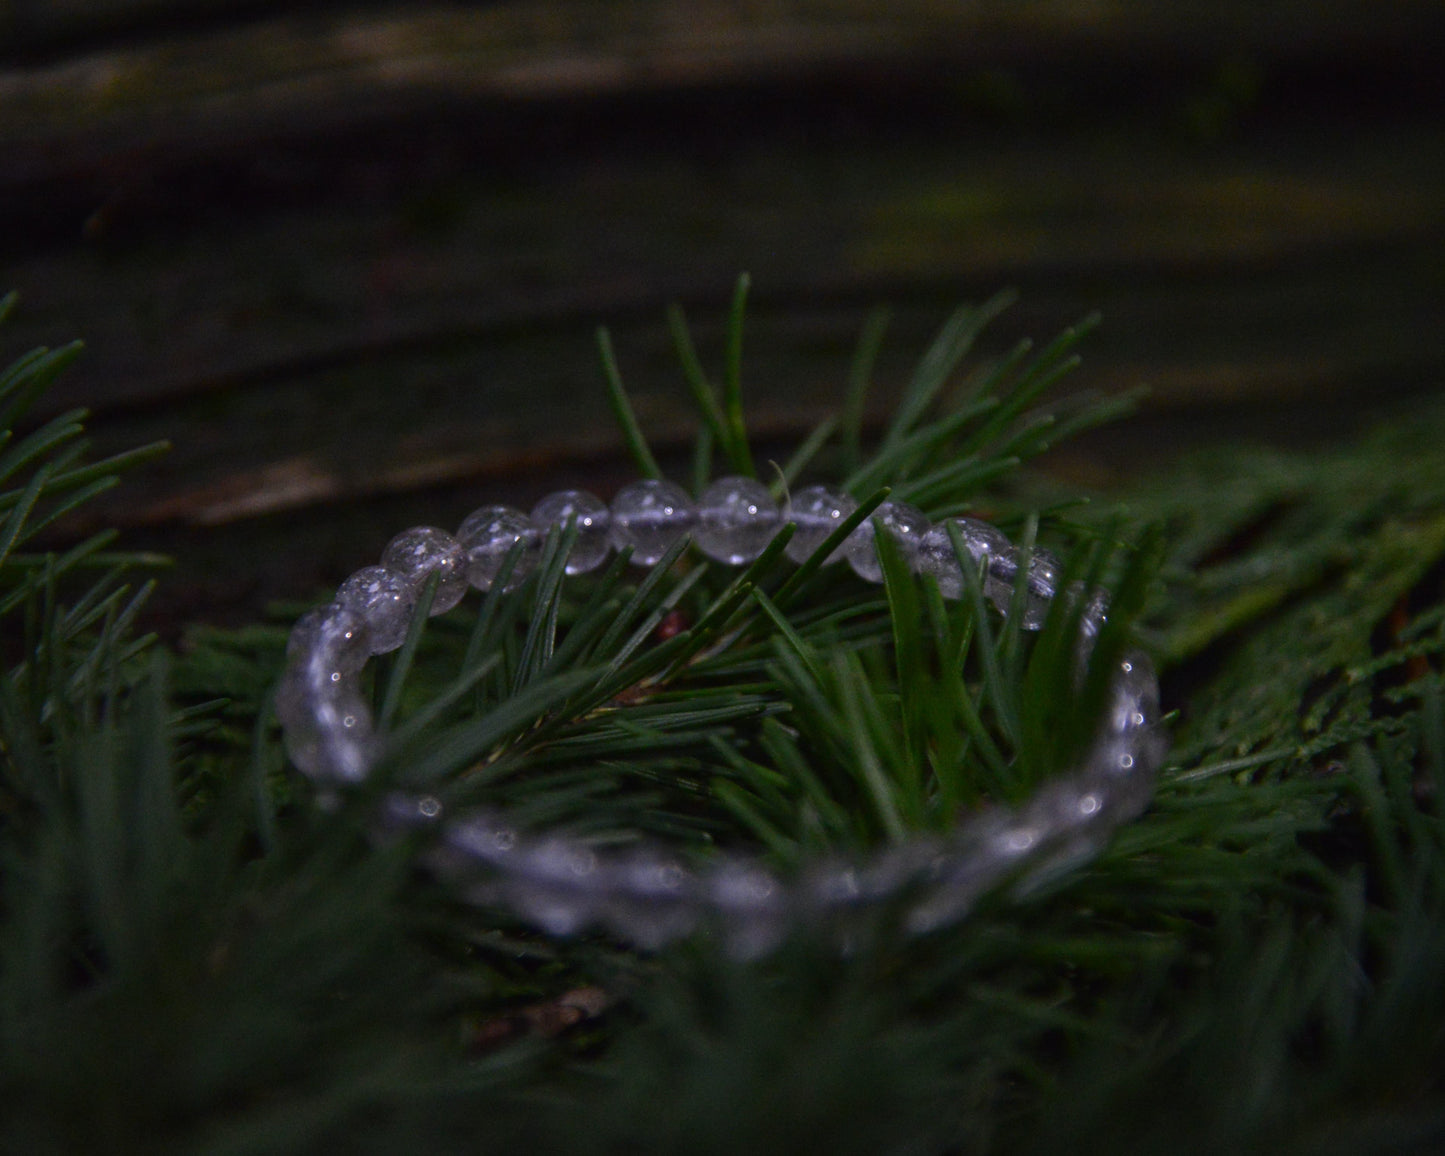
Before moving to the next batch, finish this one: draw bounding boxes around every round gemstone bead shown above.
[601,851,699,950]
[976,545,1059,623]
[457,505,540,591]
[336,565,418,654]
[1018,547,1061,629]
[380,526,469,615]
[694,476,780,564]
[1066,580,1111,639]
[531,490,612,575]
[916,517,1013,601]
[277,663,374,783]
[609,478,696,565]
[844,500,930,584]
[783,484,857,564]
[286,602,371,677]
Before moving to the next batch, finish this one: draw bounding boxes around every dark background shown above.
[3,1,1442,631]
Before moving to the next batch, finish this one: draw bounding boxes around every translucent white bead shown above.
[336,565,418,654]
[706,861,790,960]
[844,499,930,584]
[916,517,1013,601]
[1019,548,1061,629]
[1066,580,1110,639]
[457,505,540,592]
[277,663,374,783]
[380,526,469,615]
[694,476,780,564]
[1109,652,1159,732]
[609,478,696,565]
[445,812,522,868]
[286,602,371,679]
[783,484,857,564]
[986,546,1060,627]
[600,851,700,950]
[504,839,605,936]
[531,489,612,575]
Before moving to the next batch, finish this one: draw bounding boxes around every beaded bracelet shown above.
[278,477,1166,958]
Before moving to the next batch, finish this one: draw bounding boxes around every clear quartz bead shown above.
[707,861,790,960]
[381,526,469,614]
[609,478,696,565]
[286,602,371,678]
[601,850,700,950]
[694,476,780,564]
[336,565,418,654]
[504,839,605,936]
[1066,580,1111,640]
[457,505,540,591]
[783,484,857,564]
[277,663,374,783]
[531,489,612,574]
[916,517,1013,601]
[983,545,1060,626]
[1019,547,1061,629]
[844,500,930,584]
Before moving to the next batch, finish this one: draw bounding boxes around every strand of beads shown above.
[277,477,1165,957]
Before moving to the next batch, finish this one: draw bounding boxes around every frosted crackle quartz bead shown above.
[285,602,371,678]
[783,485,858,564]
[695,476,781,564]
[457,505,540,591]
[381,527,469,615]
[610,479,697,565]
[278,603,374,782]
[277,668,373,783]
[916,517,1014,602]
[336,565,418,654]
[845,500,930,584]
[531,490,612,575]
[1017,548,1061,629]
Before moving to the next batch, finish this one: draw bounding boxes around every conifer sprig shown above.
[5,285,1444,1153]
[355,278,1153,863]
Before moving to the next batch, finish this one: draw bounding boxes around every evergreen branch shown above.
[596,326,663,480]
[841,305,890,474]
[770,486,887,610]
[11,285,1445,1153]
[721,272,757,478]
[881,289,1016,452]
[0,461,50,570]
[775,412,838,493]
[377,575,438,729]
[666,302,734,478]
[0,341,84,433]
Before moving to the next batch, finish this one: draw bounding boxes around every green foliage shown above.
[2,284,1444,1153]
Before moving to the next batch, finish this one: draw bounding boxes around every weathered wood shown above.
[2,1,1441,629]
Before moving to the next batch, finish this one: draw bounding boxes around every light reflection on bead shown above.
[783,484,857,564]
[707,861,790,960]
[457,505,540,591]
[336,565,418,654]
[531,490,612,574]
[286,603,370,678]
[610,478,696,565]
[277,664,373,783]
[695,476,780,564]
[1019,547,1061,629]
[381,526,470,614]
[844,500,930,584]
[916,516,1011,600]
[602,852,700,949]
